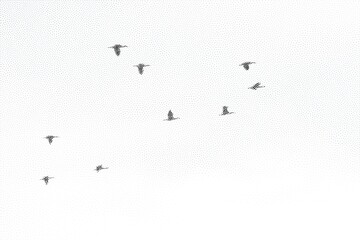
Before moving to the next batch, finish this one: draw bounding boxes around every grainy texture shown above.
[1,1,359,240]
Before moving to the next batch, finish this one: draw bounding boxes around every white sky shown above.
[1,1,359,239]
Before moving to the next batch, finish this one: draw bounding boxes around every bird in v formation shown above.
[95,165,109,173]
[108,44,128,56]
[240,61,256,70]
[134,63,150,75]
[44,135,59,145]
[40,176,54,185]
[248,82,265,90]
[40,45,263,185]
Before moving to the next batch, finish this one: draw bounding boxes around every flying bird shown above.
[108,44,128,56]
[248,82,265,90]
[44,135,59,145]
[164,110,179,121]
[240,62,255,70]
[220,106,235,116]
[95,165,109,173]
[134,63,150,75]
[41,176,54,185]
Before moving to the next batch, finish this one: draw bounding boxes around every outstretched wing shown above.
[254,82,260,88]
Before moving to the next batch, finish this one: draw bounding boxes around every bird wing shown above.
[254,82,260,87]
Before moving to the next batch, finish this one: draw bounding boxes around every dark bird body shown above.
[44,135,59,145]
[95,165,109,173]
[220,106,234,116]
[164,110,179,121]
[240,62,255,70]
[134,63,150,75]
[249,82,265,90]
[41,176,54,185]
[108,44,127,56]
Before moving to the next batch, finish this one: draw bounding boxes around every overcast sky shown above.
[1,1,359,240]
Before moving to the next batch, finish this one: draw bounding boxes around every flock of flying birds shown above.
[40,44,265,185]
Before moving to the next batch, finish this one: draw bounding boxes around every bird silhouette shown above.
[41,176,54,185]
[95,165,109,173]
[220,106,234,116]
[44,135,59,145]
[240,62,255,70]
[134,63,150,75]
[164,110,179,121]
[248,82,265,90]
[108,44,127,56]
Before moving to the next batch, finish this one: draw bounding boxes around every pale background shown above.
[1,1,359,239]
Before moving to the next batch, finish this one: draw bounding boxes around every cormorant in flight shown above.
[134,63,150,75]
[248,82,265,90]
[44,135,59,145]
[240,62,255,70]
[41,176,54,185]
[220,106,234,116]
[95,165,109,173]
[108,44,128,56]
[164,110,179,121]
